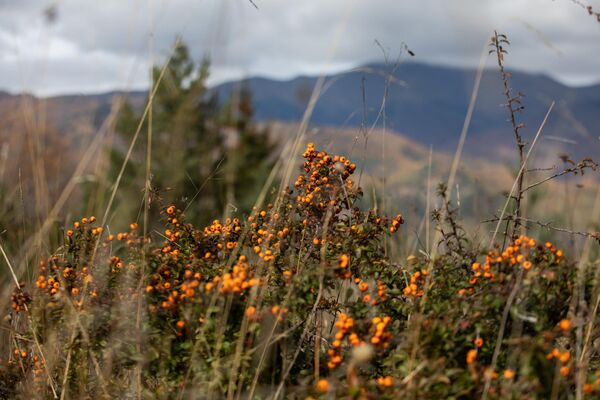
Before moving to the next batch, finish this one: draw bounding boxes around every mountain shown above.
[214,61,600,163]
[1,61,599,196]
[2,61,599,163]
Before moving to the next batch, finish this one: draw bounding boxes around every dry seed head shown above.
[351,343,374,364]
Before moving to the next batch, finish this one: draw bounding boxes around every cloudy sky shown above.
[0,0,599,96]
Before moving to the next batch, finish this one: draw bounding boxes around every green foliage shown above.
[4,144,599,399]
[105,41,276,230]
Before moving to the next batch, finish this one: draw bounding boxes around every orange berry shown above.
[503,369,515,379]
[316,379,329,393]
[339,254,350,269]
[559,352,571,363]
[466,349,477,365]
[552,348,561,358]
[559,319,571,331]
[556,250,563,257]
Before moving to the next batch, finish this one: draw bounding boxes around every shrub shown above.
[3,144,599,399]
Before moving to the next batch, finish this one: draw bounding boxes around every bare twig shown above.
[521,158,598,194]
[490,102,554,247]
[483,215,600,241]
[490,31,527,238]
[568,0,600,22]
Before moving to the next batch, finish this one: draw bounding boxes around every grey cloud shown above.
[0,0,599,95]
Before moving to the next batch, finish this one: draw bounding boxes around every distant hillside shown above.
[214,61,600,163]
[2,61,599,164]
[1,61,598,217]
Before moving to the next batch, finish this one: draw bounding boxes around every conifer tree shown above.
[106,40,276,229]
[218,85,277,218]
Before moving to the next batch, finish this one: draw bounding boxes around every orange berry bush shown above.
[1,144,599,399]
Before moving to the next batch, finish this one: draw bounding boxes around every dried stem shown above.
[490,31,527,239]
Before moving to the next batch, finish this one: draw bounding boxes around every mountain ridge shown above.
[1,61,599,163]
[215,61,600,162]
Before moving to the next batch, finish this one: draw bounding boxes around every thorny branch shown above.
[490,31,527,238]
[568,0,600,22]
[483,215,600,243]
[521,157,598,194]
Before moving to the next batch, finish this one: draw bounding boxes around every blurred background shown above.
[0,0,599,264]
